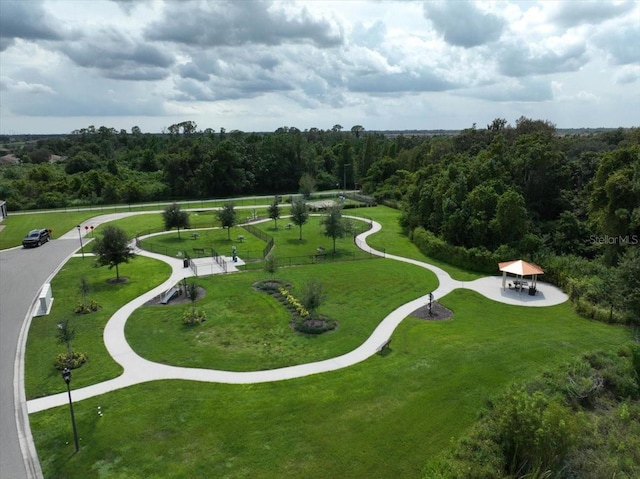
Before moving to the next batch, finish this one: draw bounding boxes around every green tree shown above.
[268,198,281,229]
[217,202,237,240]
[92,225,135,281]
[492,189,528,245]
[301,279,325,319]
[56,319,75,367]
[79,276,90,310]
[617,247,640,321]
[187,280,198,316]
[299,173,316,199]
[351,125,365,138]
[321,204,346,253]
[163,202,190,239]
[290,198,309,241]
[264,254,278,279]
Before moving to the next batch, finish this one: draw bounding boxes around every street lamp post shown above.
[76,225,85,259]
[343,163,350,198]
[61,367,80,453]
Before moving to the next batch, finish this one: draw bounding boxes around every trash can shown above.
[183,258,189,268]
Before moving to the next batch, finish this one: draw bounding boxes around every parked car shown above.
[22,229,50,248]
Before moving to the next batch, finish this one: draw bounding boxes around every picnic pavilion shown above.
[498,259,544,294]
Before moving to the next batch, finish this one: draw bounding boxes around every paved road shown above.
[1,238,80,479]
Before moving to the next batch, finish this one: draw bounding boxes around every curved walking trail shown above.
[26,216,567,414]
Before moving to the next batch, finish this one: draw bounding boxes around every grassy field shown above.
[126,260,436,370]
[356,206,484,281]
[24,256,171,399]
[23,202,636,478]
[30,289,631,478]
[0,211,94,250]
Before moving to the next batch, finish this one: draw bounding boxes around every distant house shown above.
[0,154,19,165]
[0,200,7,221]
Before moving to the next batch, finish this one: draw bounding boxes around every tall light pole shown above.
[61,368,80,453]
[343,163,350,198]
[76,225,84,259]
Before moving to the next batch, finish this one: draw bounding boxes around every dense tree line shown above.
[0,123,379,209]
[1,119,638,321]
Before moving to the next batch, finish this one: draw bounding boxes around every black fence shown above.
[241,223,274,258]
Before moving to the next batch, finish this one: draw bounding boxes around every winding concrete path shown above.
[26,216,567,414]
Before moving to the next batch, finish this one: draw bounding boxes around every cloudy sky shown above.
[1,0,639,134]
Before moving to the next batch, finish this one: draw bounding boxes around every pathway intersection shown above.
[26,215,567,414]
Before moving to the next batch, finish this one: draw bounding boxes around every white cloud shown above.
[0,0,638,134]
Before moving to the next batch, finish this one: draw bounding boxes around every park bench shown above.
[377,338,392,354]
[193,248,205,256]
[237,235,245,243]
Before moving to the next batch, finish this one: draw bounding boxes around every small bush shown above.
[54,351,88,370]
[182,309,207,325]
[411,226,499,274]
[74,300,101,314]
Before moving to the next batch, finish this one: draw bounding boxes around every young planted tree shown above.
[321,204,346,253]
[290,198,309,241]
[75,276,99,313]
[92,225,135,281]
[183,280,206,325]
[268,199,281,229]
[56,320,75,367]
[187,280,198,316]
[301,279,325,320]
[79,276,89,309]
[299,173,316,199]
[163,202,190,238]
[217,202,237,240]
[264,254,278,279]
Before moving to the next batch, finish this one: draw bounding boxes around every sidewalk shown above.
[27,217,568,413]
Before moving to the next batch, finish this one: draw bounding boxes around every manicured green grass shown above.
[249,214,372,264]
[0,212,97,249]
[24,256,171,399]
[30,289,631,478]
[0,202,279,249]
[139,225,267,261]
[26,201,633,477]
[354,206,484,281]
[126,260,436,370]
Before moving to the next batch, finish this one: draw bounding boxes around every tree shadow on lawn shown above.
[285,238,307,245]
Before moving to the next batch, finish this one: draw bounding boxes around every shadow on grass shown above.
[286,238,308,245]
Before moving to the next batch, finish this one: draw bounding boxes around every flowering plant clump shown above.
[278,287,310,318]
[54,351,88,370]
[183,309,207,325]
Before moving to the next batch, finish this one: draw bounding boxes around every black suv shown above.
[22,229,50,248]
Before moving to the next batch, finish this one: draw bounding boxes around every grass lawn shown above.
[30,289,632,478]
[24,256,171,399]
[353,206,484,281]
[25,201,635,478]
[0,212,96,250]
[139,224,267,261]
[244,214,374,267]
[126,260,437,370]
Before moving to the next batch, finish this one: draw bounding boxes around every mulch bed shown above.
[410,301,453,321]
